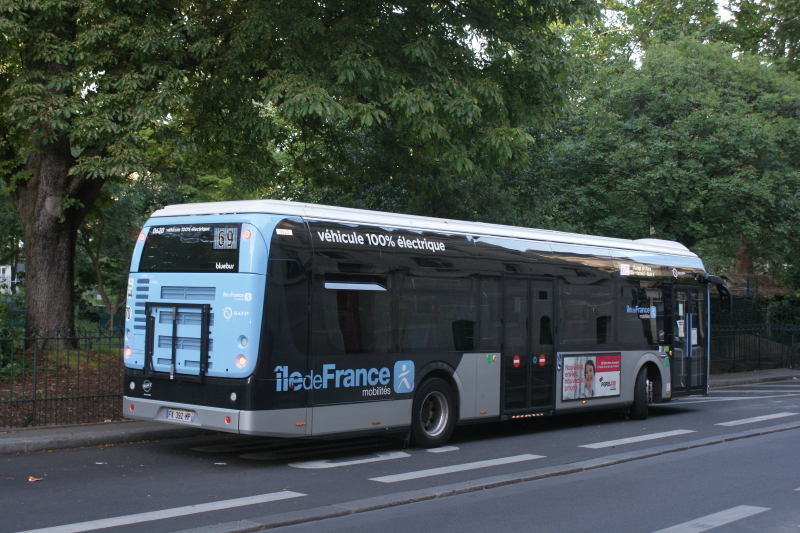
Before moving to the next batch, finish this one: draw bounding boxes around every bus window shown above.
[312,272,392,355]
[479,276,501,350]
[400,276,477,352]
[618,283,665,347]
[558,282,615,346]
[264,259,309,369]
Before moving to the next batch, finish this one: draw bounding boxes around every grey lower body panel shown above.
[310,400,412,436]
[454,353,501,420]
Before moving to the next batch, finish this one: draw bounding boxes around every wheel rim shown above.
[420,391,449,437]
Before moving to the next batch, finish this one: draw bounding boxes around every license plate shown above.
[166,409,195,423]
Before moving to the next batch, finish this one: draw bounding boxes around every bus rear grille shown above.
[158,336,214,351]
[161,286,216,300]
[159,311,215,326]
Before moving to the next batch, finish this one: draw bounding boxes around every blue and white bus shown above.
[123,200,730,447]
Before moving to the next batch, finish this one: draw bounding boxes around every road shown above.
[2,380,800,533]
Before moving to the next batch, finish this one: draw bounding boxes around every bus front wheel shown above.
[411,378,456,448]
[631,367,650,420]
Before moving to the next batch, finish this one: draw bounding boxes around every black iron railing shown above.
[710,294,800,374]
[0,328,124,430]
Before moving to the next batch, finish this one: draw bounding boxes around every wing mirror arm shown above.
[700,274,731,313]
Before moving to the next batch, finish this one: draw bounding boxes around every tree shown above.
[530,39,800,280]
[723,0,800,69]
[0,1,192,332]
[1,0,600,331]
[0,0,596,328]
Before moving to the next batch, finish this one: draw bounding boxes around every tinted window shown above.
[261,259,309,371]
[312,272,392,355]
[618,282,665,347]
[140,224,241,272]
[559,281,615,345]
[399,276,477,352]
[479,276,501,350]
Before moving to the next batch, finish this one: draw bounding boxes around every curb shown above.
[173,421,800,533]
[0,424,213,455]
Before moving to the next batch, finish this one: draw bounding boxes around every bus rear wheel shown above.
[631,367,650,420]
[411,378,456,448]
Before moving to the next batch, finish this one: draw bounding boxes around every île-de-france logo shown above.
[393,361,414,393]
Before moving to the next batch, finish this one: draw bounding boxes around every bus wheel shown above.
[631,367,650,420]
[411,378,456,448]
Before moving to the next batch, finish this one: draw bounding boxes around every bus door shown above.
[669,286,707,396]
[502,278,554,412]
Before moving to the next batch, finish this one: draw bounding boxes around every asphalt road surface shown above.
[3,380,800,533]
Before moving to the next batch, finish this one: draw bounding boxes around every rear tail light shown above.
[237,355,246,367]
[125,347,132,357]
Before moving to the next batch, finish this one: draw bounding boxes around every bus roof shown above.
[151,199,696,258]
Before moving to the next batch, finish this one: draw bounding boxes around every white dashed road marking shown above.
[579,429,696,449]
[370,454,544,483]
[650,505,769,533]
[427,446,459,453]
[715,412,798,426]
[289,451,410,469]
[14,491,306,533]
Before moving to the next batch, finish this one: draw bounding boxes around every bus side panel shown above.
[455,352,501,420]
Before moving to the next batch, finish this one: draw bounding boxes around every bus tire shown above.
[410,378,456,448]
[631,367,649,420]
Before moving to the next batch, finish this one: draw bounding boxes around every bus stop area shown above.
[2,367,799,456]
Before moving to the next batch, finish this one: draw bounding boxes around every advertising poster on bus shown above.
[561,353,621,400]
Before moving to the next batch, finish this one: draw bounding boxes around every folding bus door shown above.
[502,277,555,413]
[669,285,707,396]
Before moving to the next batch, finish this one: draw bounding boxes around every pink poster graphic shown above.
[561,353,621,401]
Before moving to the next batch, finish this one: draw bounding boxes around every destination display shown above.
[139,224,242,273]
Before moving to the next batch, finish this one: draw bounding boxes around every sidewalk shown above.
[3,368,800,456]
[0,419,215,456]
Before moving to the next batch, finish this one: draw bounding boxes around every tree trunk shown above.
[13,134,105,335]
[734,234,755,275]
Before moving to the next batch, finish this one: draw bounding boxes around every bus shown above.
[123,200,730,447]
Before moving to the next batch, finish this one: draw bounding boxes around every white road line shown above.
[579,429,696,449]
[427,446,459,453]
[369,454,544,483]
[14,491,306,533]
[651,505,769,533]
[289,451,410,469]
[715,412,798,427]
[678,394,800,404]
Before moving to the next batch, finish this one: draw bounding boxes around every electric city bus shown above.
[123,200,730,447]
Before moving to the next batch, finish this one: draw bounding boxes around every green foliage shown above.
[722,0,800,70]
[529,39,800,282]
[75,175,199,318]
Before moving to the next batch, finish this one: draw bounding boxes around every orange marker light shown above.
[243,229,252,239]
[138,232,146,242]
[237,355,246,367]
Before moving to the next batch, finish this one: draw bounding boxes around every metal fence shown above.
[0,328,124,430]
[710,295,800,374]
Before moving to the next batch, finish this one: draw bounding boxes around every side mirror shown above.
[701,274,731,313]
